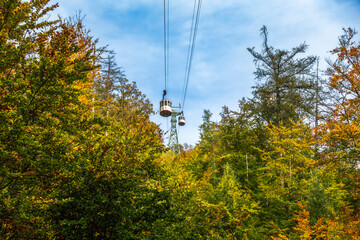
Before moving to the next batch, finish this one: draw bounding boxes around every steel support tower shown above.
[168,106,181,154]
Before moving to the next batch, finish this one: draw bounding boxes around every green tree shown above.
[247,26,317,126]
[255,121,314,237]
[218,99,266,187]
[199,109,217,149]
[154,149,258,239]
[0,1,100,238]
[45,37,166,240]
[307,171,345,225]
[0,1,168,239]
[96,50,125,101]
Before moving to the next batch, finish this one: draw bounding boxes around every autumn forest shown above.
[1,1,359,239]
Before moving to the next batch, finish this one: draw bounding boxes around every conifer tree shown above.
[248,26,317,126]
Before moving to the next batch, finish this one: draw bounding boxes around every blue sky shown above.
[50,0,360,146]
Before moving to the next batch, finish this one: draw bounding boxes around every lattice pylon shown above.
[168,108,181,154]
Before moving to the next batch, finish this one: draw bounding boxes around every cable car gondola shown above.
[178,115,185,126]
[160,90,172,117]
[160,98,172,117]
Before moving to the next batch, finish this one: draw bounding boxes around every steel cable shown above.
[181,0,202,112]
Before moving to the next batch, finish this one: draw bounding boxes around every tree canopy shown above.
[1,2,359,239]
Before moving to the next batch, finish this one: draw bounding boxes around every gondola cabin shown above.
[160,99,172,117]
[178,115,185,126]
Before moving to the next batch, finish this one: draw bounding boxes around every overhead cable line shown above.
[181,0,197,109]
[181,0,202,112]
[159,0,172,118]
[163,0,170,96]
[167,0,170,91]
